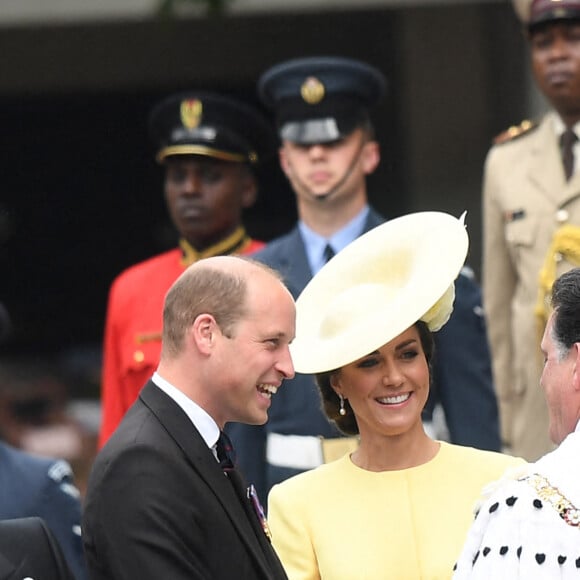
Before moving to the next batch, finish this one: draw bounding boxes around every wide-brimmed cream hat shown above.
[290,211,469,374]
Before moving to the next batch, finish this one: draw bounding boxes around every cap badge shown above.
[553,7,567,18]
[180,99,203,129]
[301,76,325,105]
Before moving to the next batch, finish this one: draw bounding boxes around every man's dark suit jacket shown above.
[83,381,288,580]
[228,207,501,501]
[0,516,74,580]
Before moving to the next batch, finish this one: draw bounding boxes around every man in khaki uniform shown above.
[484,0,580,460]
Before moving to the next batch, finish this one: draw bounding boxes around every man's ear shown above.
[240,170,258,209]
[361,140,380,175]
[192,314,218,355]
[572,343,580,392]
[279,145,292,179]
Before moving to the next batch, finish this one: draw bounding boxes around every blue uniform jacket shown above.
[0,442,87,580]
[228,208,500,501]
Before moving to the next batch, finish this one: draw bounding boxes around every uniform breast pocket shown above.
[505,214,537,246]
[504,215,538,262]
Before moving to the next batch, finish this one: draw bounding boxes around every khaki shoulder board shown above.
[493,119,538,145]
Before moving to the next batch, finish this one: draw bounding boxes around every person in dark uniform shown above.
[0,443,86,579]
[98,91,276,447]
[0,517,74,580]
[0,308,86,580]
[227,56,501,502]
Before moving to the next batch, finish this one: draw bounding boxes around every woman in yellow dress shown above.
[267,212,525,580]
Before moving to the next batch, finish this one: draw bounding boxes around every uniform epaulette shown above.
[48,459,73,483]
[493,119,538,145]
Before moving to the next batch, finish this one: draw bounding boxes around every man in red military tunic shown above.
[98,91,275,447]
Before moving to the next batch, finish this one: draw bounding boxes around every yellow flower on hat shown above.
[421,284,455,332]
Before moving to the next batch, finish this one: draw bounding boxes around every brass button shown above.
[556,209,569,223]
[133,350,145,363]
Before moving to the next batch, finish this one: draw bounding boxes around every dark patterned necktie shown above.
[216,430,236,470]
[561,128,578,181]
[323,243,335,263]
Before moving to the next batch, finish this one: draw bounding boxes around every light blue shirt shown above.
[299,205,370,275]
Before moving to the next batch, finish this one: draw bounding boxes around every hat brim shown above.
[290,211,469,374]
[280,116,360,145]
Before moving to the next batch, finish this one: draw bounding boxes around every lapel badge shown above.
[247,484,272,541]
[180,99,203,129]
[301,76,325,105]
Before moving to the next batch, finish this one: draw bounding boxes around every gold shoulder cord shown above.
[535,225,580,336]
[179,227,250,267]
[522,473,580,527]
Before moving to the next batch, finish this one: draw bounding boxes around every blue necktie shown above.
[323,243,335,263]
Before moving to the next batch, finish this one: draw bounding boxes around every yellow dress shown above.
[268,442,525,580]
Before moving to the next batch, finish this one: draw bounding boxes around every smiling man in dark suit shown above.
[83,256,295,580]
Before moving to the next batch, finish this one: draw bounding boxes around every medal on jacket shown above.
[247,484,272,541]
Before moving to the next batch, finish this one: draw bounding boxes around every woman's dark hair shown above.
[315,321,434,435]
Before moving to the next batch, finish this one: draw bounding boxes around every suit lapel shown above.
[364,208,385,232]
[139,382,282,579]
[277,228,313,297]
[0,553,16,580]
[225,470,288,577]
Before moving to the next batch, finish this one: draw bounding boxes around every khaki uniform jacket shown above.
[483,112,580,460]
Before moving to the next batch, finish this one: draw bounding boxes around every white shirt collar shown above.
[152,371,220,450]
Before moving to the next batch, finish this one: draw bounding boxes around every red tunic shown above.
[98,238,264,448]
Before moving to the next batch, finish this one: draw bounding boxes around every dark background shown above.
[0,3,530,373]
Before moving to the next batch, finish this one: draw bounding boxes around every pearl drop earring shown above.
[339,394,346,416]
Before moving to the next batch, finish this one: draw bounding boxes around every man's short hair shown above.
[162,263,248,357]
[162,258,284,357]
[551,267,580,358]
